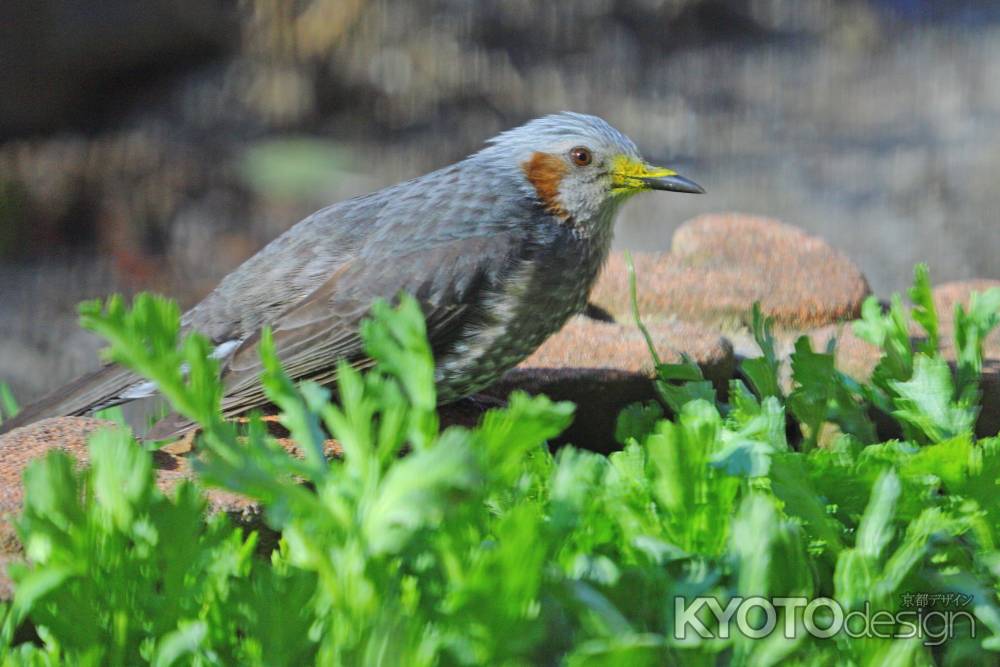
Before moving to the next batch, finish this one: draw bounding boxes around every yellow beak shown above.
[611,156,705,195]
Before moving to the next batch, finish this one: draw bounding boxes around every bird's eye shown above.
[569,146,592,167]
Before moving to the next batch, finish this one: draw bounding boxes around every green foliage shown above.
[786,336,876,450]
[741,303,784,402]
[2,265,1000,665]
[4,429,272,666]
[0,383,18,424]
[909,264,939,355]
[954,286,1000,406]
[850,265,1000,444]
[78,294,226,437]
[614,401,663,445]
[889,355,977,443]
[624,250,717,413]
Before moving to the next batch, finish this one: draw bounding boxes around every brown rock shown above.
[485,316,735,452]
[519,316,734,382]
[592,213,871,330]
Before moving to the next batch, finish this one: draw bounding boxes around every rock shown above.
[521,316,734,380]
[485,315,735,452]
[591,214,871,330]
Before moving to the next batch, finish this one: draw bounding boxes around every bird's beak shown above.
[640,172,705,194]
[611,156,705,195]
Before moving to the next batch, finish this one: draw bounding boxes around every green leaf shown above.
[953,286,1000,405]
[151,621,207,667]
[741,302,783,401]
[614,401,663,445]
[855,470,901,561]
[92,405,127,426]
[646,400,739,556]
[0,383,18,422]
[653,365,716,414]
[834,470,901,610]
[624,250,661,368]
[565,633,665,667]
[364,429,479,555]
[889,355,976,443]
[361,295,436,413]
[78,293,225,436]
[853,294,916,420]
[475,391,574,485]
[769,452,845,556]
[908,263,939,354]
[89,428,156,531]
[712,396,786,477]
[788,335,876,448]
[729,494,812,665]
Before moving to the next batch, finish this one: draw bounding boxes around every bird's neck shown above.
[578,198,622,252]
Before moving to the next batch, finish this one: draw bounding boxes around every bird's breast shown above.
[434,213,615,400]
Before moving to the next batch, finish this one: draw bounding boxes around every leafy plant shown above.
[741,303,784,403]
[1,264,999,665]
[0,383,18,425]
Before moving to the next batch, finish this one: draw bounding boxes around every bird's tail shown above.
[0,364,140,435]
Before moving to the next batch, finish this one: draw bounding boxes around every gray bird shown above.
[1,112,703,438]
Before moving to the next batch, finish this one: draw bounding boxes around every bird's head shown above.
[482,111,704,225]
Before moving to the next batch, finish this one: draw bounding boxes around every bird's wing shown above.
[0,364,143,435]
[146,231,520,439]
[221,232,516,400]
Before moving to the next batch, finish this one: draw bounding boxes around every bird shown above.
[1,112,704,438]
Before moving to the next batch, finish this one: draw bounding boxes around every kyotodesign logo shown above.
[673,594,976,646]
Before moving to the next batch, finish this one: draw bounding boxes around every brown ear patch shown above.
[522,151,569,219]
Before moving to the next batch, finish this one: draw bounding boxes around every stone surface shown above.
[591,214,871,330]
[520,316,734,379]
[486,315,735,452]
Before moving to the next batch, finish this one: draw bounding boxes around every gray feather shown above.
[9,112,654,440]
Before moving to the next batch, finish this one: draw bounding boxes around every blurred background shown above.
[1,0,999,404]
